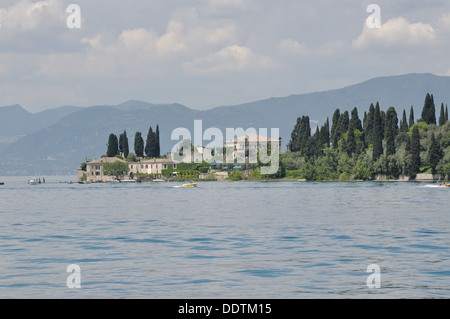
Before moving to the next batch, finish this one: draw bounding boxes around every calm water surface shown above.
[0,176,449,298]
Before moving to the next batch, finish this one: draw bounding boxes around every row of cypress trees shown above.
[288,93,449,178]
[107,125,160,159]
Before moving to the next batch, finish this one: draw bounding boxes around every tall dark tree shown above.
[145,126,156,158]
[428,134,443,174]
[409,106,415,129]
[364,103,375,146]
[331,109,341,148]
[399,109,409,133]
[296,116,311,155]
[318,117,330,150]
[439,103,446,126]
[335,111,349,145]
[350,107,363,132]
[372,104,383,161]
[421,93,436,125]
[410,126,421,177]
[122,130,129,158]
[346,122,356,156]
[289,117,302,152]
[155,125,161,157]
[385,107,398,156]
[134,132,144,157]
[107,133,119,157]
[119,130,129,158]
[445,104,449,123]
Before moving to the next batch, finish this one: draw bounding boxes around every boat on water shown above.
[181,181,197,188]
[120,179,137,183]
[28,178,41,185]
[437,182,450,188]
[108,178,137,183]
[0,182,4,186]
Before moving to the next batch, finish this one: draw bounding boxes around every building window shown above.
[173,164,177,169]
[163,164,167,169]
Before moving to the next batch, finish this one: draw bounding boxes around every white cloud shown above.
[0,0,64,33]
[278,39,309,55]
[184,45,273,75]
[352,17,436,50]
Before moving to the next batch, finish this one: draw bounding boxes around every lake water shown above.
[0,176,449,299]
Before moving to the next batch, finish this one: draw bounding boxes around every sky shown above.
[1,0,450,113]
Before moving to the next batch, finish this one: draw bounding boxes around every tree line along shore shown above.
[82,93,449,182]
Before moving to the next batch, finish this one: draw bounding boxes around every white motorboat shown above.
[28,178,40,185]
[120,179,137,183]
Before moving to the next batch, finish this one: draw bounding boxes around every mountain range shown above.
[1,73,450,176]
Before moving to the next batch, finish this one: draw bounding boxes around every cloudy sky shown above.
[1,0,450,113]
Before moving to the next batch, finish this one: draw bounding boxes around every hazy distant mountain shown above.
[1,73,449,175]
[0,104,82,152]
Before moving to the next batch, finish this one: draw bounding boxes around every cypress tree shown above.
[364,103,375,146]
[155,125,160,157]
[336,111,349,141]
[318,117,330,150]
[439,103,446,126]
[107,133,119,157]
[409,106,415,129]
[331,109,341,148]
[289,117,302,152]
[372,104,383,161]
[296,116,311,155]
[134,132,144,158]
[350,107,362,132]
[122,130,129,158]
[445,104,449,123]
[400,109,409,133]
[421,93,436,125]
[410,126,421,177]
[145,126,157,158]
[428,134,443,174]
[385,107,398,156]
[346,123,356,156]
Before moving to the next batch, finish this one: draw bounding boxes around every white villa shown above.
[79,157,177,182]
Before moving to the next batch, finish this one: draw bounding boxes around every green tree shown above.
[445,104,449,123]
[106,133,119,157]
[421,93,436,125]
[346,124,356,156]
[134,132,144,157]
[350,107,363,132]
[364,103,375,147]
[145,126,157,158]
[119,130,129,158]
[428,134,443,174]
[372,104,383,161]
[385,107,398,156]
[155,125,161,157]
[439,103,446,126]
[409,126,421,177]
[103,161,129,180]
[399,109,409,133]
[331,109,341,148]
[409,105,415,129]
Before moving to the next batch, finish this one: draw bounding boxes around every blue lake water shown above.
[0,176,449,298]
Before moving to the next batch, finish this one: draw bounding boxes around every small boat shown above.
[153,179,166,182]
[120,179,137,183]
[108,179,120,183]
[181,181,197,188]
[28,178,41,185]
[0,182,4,186]
[437,182,450,188]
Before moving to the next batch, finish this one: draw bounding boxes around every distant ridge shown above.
[1,73,449,175]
